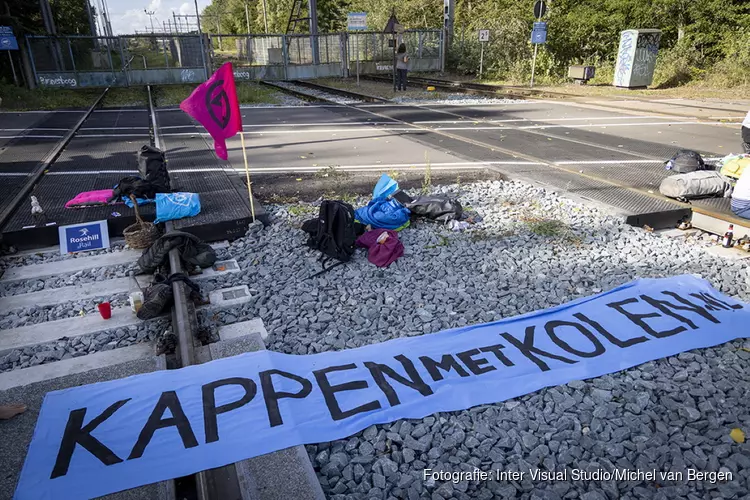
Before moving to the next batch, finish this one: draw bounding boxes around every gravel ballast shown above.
[391,94,533,106]
[197,179,749,499]
[3,176,749,498]
[0,318,169,372]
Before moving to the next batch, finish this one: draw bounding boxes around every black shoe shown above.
[137,281,174,320]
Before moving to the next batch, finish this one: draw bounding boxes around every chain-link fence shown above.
[25,30,443,87]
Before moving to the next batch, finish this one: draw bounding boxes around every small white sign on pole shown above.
[347,12,367,85]
[478,30,489,79]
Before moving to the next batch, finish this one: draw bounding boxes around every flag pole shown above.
[239,131,256,222]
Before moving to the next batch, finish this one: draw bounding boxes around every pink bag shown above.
[65,189,115,208]
[356,229,404,268]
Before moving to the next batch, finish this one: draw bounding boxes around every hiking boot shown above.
[137,282,174,320]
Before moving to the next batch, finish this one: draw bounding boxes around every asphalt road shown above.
[197,99,743,223]
[3,97,745,233]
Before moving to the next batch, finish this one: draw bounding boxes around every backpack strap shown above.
[309,259,345,278]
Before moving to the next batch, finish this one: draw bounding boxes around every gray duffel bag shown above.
[659,171,733,201]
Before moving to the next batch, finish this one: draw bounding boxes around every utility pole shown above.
[245,2,251,33]
[262,0,269,33]
[39,0,63,71]
[100,0,114,37]
[194,0,208,78]
[442,0,454,72]
[85,0,98,37]
[145,10,156,33]
[309,0,319,64]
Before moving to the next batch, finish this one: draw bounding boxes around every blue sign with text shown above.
[0,26,18,50]
[531,22,548,44]
[58,220,110,254]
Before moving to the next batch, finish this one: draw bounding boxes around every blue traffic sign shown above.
[531,22,548,44]
[347,12,367,31]
[59,220,110,254]
[0,26,17,50]
[532,30,547,44]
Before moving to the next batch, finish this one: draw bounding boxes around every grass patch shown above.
[154,82,279,107]
[425,234,450,249]
[102,87,147,107]
[287,204,318,217]
[521,216,568,237]
[521,215,582,244]
[0,84,104,110]
[421,151,432,194]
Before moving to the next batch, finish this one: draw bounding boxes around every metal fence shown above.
[26,30,442,88]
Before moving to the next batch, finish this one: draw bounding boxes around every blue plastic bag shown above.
[355,198,410,230]
[123,196,155,208]
[372,173,399,200]
[154,193,201,224]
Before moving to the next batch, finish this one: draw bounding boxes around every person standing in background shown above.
[743,109,750,153]
[396,43,409,91]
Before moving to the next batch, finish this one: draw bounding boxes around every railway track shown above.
[261,79,384,104]
[270,77,746,232]
[361,73,553,99]
[0,87,261,499]
[0,89,109,231]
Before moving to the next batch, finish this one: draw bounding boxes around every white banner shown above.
[15,275,749,499]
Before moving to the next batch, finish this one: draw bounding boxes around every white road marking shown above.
[0,128,69,131]
[415,115,669,124]
[0,135,63,139]
[79,127,149,130]
[163,129,417,136]
[516,121,734,130]
[72,133,150,138]
[0,110,83,114]
[428,121,734,132]
[46,170,138,175]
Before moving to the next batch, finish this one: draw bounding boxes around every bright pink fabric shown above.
[179,62,242,160]
[65,189,114,208]
[356,229,404,268]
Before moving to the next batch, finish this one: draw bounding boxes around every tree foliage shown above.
[1,0,92,35]
[196,0,750,86]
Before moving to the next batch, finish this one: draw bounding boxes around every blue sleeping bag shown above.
[154,192,201,224]
[123,196,155,208]
[355,198,410,230]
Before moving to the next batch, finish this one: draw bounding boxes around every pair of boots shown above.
[137,273,204,320]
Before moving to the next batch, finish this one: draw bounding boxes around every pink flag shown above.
[180,62,242,160]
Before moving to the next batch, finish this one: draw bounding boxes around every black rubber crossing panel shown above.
[158,111,260,241]
[1,108,153,247]
[49,136,147,172]
[573,162,666,191]
[0,139,62,174]
[541,126,716,160]
[28,112,84,130]
[83,108,148,129]
[329,104,737,224]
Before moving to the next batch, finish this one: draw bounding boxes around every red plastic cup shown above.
[97,302,112,320]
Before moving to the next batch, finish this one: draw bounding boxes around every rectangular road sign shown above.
[0,26,18,50]
[347,12,367,31]
[478,30,489,42]
[531,30,547,44]
[59,220,110,254]
[531,22,548,44]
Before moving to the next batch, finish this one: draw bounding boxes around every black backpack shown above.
[302,200,362,275]
[666,150,705,174]
[137,145,171,192]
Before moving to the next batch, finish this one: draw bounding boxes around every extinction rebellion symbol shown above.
[205,79,231,128]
